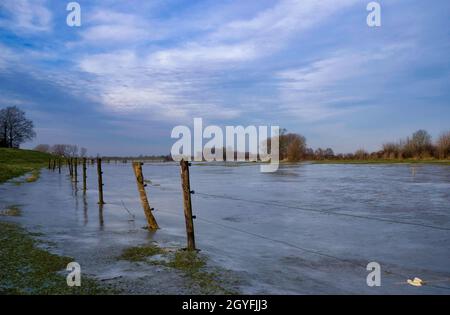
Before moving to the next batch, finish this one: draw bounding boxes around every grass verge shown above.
[118,244,238,294]
[0,205,22,217]
[0,148,53,184]
[0,221,115,294]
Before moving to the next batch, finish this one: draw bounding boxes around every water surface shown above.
[1,162,449,294]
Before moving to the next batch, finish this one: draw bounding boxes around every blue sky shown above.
[0,0,449,156]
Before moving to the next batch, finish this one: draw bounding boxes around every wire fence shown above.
[49,158,450,290]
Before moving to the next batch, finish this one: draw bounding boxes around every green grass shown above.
[0,205,22,217]
[118,245,238,294]
[118,244,165,262]
[0,222,115,294]
[0,148,54,183]
[25,170,41,183]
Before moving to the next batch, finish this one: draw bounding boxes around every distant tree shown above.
[410,129,433,158]
[0,106,35,148]
[285,133,306,161]
[34,144,50,153]
[354,149,369,160]
[51,144,67,156]
[314,148,324,160]
[382,142,401,159]
[51,144,79,157]
[80,147,87,157]
[278,128,288,159]
[262,129,306,162]
[324,148,334,159]
[436,131,450,159]
[304,148,314,159]
[286,136,302,162]
[400,130,434,159]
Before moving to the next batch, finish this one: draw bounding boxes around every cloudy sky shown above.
[0,0,449,156]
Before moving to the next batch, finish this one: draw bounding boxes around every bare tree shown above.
[382,142,401,159]
[67,144,78,157]
[314,148,325,160]
[436,131,450,159]
[51,144,79,157]
[34,144,50,153]
[80,147,87,157]
[324,148,334,159]
[286,136,303,162]
[401,130,433,158]
[354,149,369,160]
[0,106,35,148]
[51,144,67,156]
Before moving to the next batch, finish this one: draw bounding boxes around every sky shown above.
[0,0,449,156]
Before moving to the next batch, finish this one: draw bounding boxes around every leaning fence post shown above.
[180,159,196,251]
[132,162,159,230]
[97,158,105,204]
[82,157,87,192]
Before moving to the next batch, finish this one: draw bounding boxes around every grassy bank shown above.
[118,244,239,294]
[0,148,53,183]
[0,149,114,294]
[0,221,114,294]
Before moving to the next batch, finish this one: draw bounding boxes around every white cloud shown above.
[79,50,138,74]
[148,42,258,68]
[147,0,358,69]
[0,44,18,70]
[78,9,167,44]
[275,45,411,121]
[0,0,52,33]
[74,0,360,121]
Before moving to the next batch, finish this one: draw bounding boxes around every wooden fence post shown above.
[82,157,87,192]
[132,162,159,230]
[58,159,61,174]
[52,159,56,171]
[69,158,73,177]
[97,158,105,204]
[180,159,196,251]
[74,158,78,182]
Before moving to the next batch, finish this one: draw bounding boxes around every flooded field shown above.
[1,162,449,294]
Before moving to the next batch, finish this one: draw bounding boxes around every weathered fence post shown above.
[97,158,105,204]
[82,157,87,192]
[180,159,196,251]
[74,158,78,182]
[69,158,73,177]
[132,162,159,230]
[58,159,61,174]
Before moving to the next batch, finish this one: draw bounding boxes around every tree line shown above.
[2,106,449,162]
[277,129,450,162]
[34,144,88,158]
